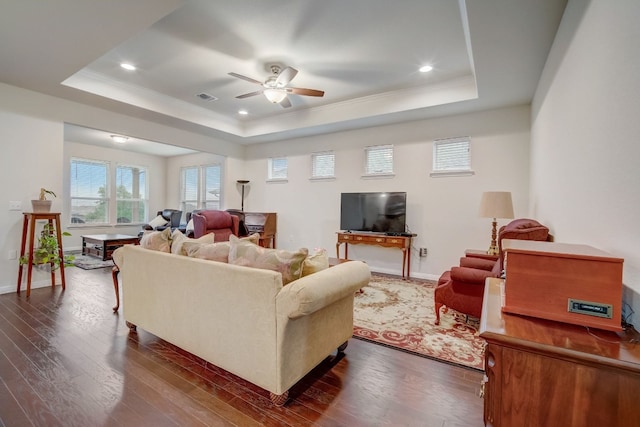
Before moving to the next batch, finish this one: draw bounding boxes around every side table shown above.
[17,212,66,298]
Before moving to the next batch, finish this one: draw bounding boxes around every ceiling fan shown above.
[229,65,324,108]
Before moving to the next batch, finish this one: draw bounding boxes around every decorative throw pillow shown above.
[147,214,168,229]
[302,248,329,276]
[183,241,231,263]
[140,228,172,253]
[185,218,194,233]
[228,235,309,285]
[182,233,261,262]
[170,230,215,256]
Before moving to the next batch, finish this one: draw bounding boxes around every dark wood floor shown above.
[1,266,484,426]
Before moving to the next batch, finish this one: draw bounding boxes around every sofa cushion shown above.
[228,235,309,285]
[148,214,169,229]
[140,228,172,252]
[183,233,262,262]
[184,240,231,262]
[171,230,215,256]
[302,248,329,277]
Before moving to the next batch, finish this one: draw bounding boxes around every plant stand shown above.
[17,212,66,297]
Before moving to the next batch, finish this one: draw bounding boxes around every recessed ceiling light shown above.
[120,63,136,71]
[419,65,433,73]
[111,135,129,143]
[238,110,248,115]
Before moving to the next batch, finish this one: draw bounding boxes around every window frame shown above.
[180,163,223,214]
[310,151,336,180]
[115,163,148,225]
[431,136,475,177]
[69,157,110,226]
[267,157,288,182]
[363,144,394,177]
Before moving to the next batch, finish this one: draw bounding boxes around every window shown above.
[268,157,288,180]
[115,164,148,224]
[180,164,222,213]
[311,151,335,179]
[364,145,394,176]
[431,137,474,177]
[70,158,109,224]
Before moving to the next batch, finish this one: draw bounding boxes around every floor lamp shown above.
[237,180,249,211]
[479,191,514,256]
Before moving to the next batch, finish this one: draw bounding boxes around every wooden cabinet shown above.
[480,278,640,427]
[244,212,277,248]
[502,239,624,331]
[336,232,414,278]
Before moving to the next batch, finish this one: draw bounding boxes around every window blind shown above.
[311,151,335,178]
[365,145,393,175]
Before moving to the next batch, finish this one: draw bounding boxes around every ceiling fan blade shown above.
[287,87,325,97]
[275,66,298,87]
[279,97,292,108]
[228,72,263,85]
[236,90,264,99]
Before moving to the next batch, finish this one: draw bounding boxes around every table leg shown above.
[401,248,407,279]
[16,215,29,293]
[25,217,37,298]
[112,266,120,312]
[54,216,66,291]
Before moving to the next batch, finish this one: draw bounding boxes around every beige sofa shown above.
[112,244,370,405]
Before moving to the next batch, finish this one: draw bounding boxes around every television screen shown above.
[340,192,406,233]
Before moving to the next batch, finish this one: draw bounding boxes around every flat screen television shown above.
[340,192,407,233]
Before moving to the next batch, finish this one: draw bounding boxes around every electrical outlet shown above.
[8,250,17,260]
[419,248,428,257]
[9,201,22,211]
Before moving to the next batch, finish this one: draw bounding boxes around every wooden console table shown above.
[336,232,414,278]
[17,212,66,298]
[480,278,640,426]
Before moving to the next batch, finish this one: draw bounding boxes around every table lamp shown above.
[479,191,514,255]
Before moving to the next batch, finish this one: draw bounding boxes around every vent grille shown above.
[196,92,217,101]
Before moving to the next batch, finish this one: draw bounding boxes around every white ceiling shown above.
[0,0,567,152]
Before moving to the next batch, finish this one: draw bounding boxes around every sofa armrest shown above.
[450,266,497,285]
[459,256,496,271]
[278,261,370,319]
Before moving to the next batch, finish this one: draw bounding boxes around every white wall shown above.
[244,105,532,279]
[531,0,640,326]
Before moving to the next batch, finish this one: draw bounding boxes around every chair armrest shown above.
[450,266,497,284]
[459,257,496,270]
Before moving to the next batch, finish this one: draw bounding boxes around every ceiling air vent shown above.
[196,92,217,102]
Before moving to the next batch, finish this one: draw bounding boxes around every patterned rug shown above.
[353,274,485,370]
[72,255,115,270]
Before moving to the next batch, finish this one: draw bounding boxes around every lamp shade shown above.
[479,191,514,219]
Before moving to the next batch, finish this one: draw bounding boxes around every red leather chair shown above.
[191,210,239,241]
[434,218,550,325]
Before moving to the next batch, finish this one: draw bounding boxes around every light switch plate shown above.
[9,201,22,211]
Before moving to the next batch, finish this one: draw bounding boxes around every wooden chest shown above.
[502,239,623,331]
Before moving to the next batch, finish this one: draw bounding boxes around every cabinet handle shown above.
[356,237,363,241]
[376,238,383,242]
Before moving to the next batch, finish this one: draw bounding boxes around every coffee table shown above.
[82,234,139,261]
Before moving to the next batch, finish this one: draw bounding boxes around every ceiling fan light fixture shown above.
[263,88,287,103]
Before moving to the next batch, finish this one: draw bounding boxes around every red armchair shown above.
[191,210,239,241]
[434,218,549,325]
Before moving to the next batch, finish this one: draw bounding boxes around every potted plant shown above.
[19,223,74,270]
[31,188,56,212]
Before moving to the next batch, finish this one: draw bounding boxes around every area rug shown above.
[353,274,485,370]
[72,255,114,270]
